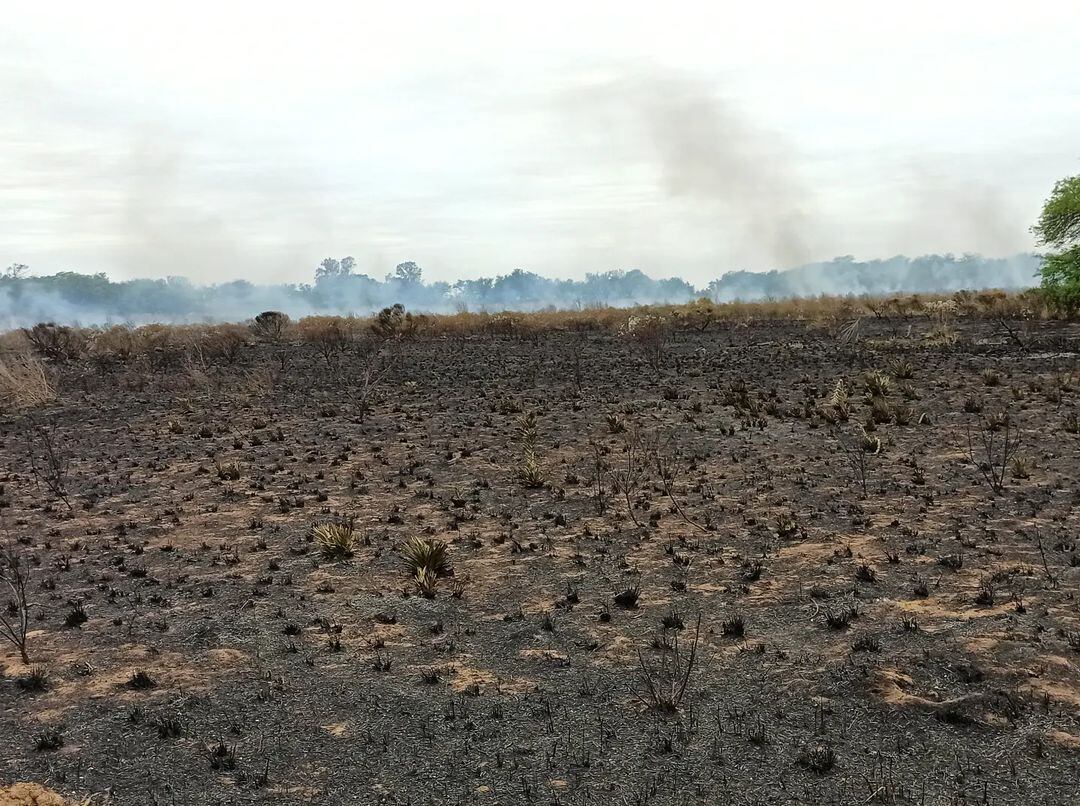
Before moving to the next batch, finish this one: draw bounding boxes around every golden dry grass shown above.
[0,288,1057,370]
[0,783,74,806]
[0,352,54,411]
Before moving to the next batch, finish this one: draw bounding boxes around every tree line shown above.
[0,253,1046,328]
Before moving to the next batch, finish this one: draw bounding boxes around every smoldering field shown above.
[0,301,1078,806]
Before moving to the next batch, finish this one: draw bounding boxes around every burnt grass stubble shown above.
[1,317,1079,805]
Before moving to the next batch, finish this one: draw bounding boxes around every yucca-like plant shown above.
[215,461,242,481]
[858,426,882,454]
[314,522,355,559]
[828,379,849,408]
[517,447,546,488]
[863,371,891,398]
[888,358,914,380]
[898,382,920,401]
[817,379,850,423]
[413,567,439,598]
[517,411,538,442]
[515,410,545,487]
[891,404,914,426]
[923,325,959,347]
[962,396,984,414]
[1009,456,1031,479]
[402,537,451,578]
[817,405,841,425]
[869,398,893,424]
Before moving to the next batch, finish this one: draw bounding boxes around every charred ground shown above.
[1,304,1078,805]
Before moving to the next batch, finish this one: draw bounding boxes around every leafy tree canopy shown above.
[1033,175,1080,314]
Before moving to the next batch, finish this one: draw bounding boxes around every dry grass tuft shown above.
[0,352,55,411]
[0,782,80,805]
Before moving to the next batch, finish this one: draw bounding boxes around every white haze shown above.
[2,2,1080,288]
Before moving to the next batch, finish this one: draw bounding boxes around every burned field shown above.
[1,311,1079,805]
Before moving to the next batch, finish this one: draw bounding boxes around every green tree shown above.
[390,261,422,284]
[1033,175,1080,315]
[315,256,356,283]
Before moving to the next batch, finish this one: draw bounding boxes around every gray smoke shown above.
[888,162,1029,258]
[547,68,823,270]
[0,46,334,285]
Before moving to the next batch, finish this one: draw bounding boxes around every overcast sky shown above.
[3,2,1079,286]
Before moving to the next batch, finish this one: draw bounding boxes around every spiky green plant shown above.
[517,411,538,441]
[314,522,355,559]
[515,410,545,487]
[888,358,914,379]
[402,537,450,578]
[923,326,959,347]
[1009,456,1031,479]
[863,371,891,398]
[817,379,850,423]
[892,404,914,426]
[215,461,242,481]
[858,426,882,454]
[518,447,545,488]
[869,398,892,424]
[829,379,850,407]
[413,567,439,598]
